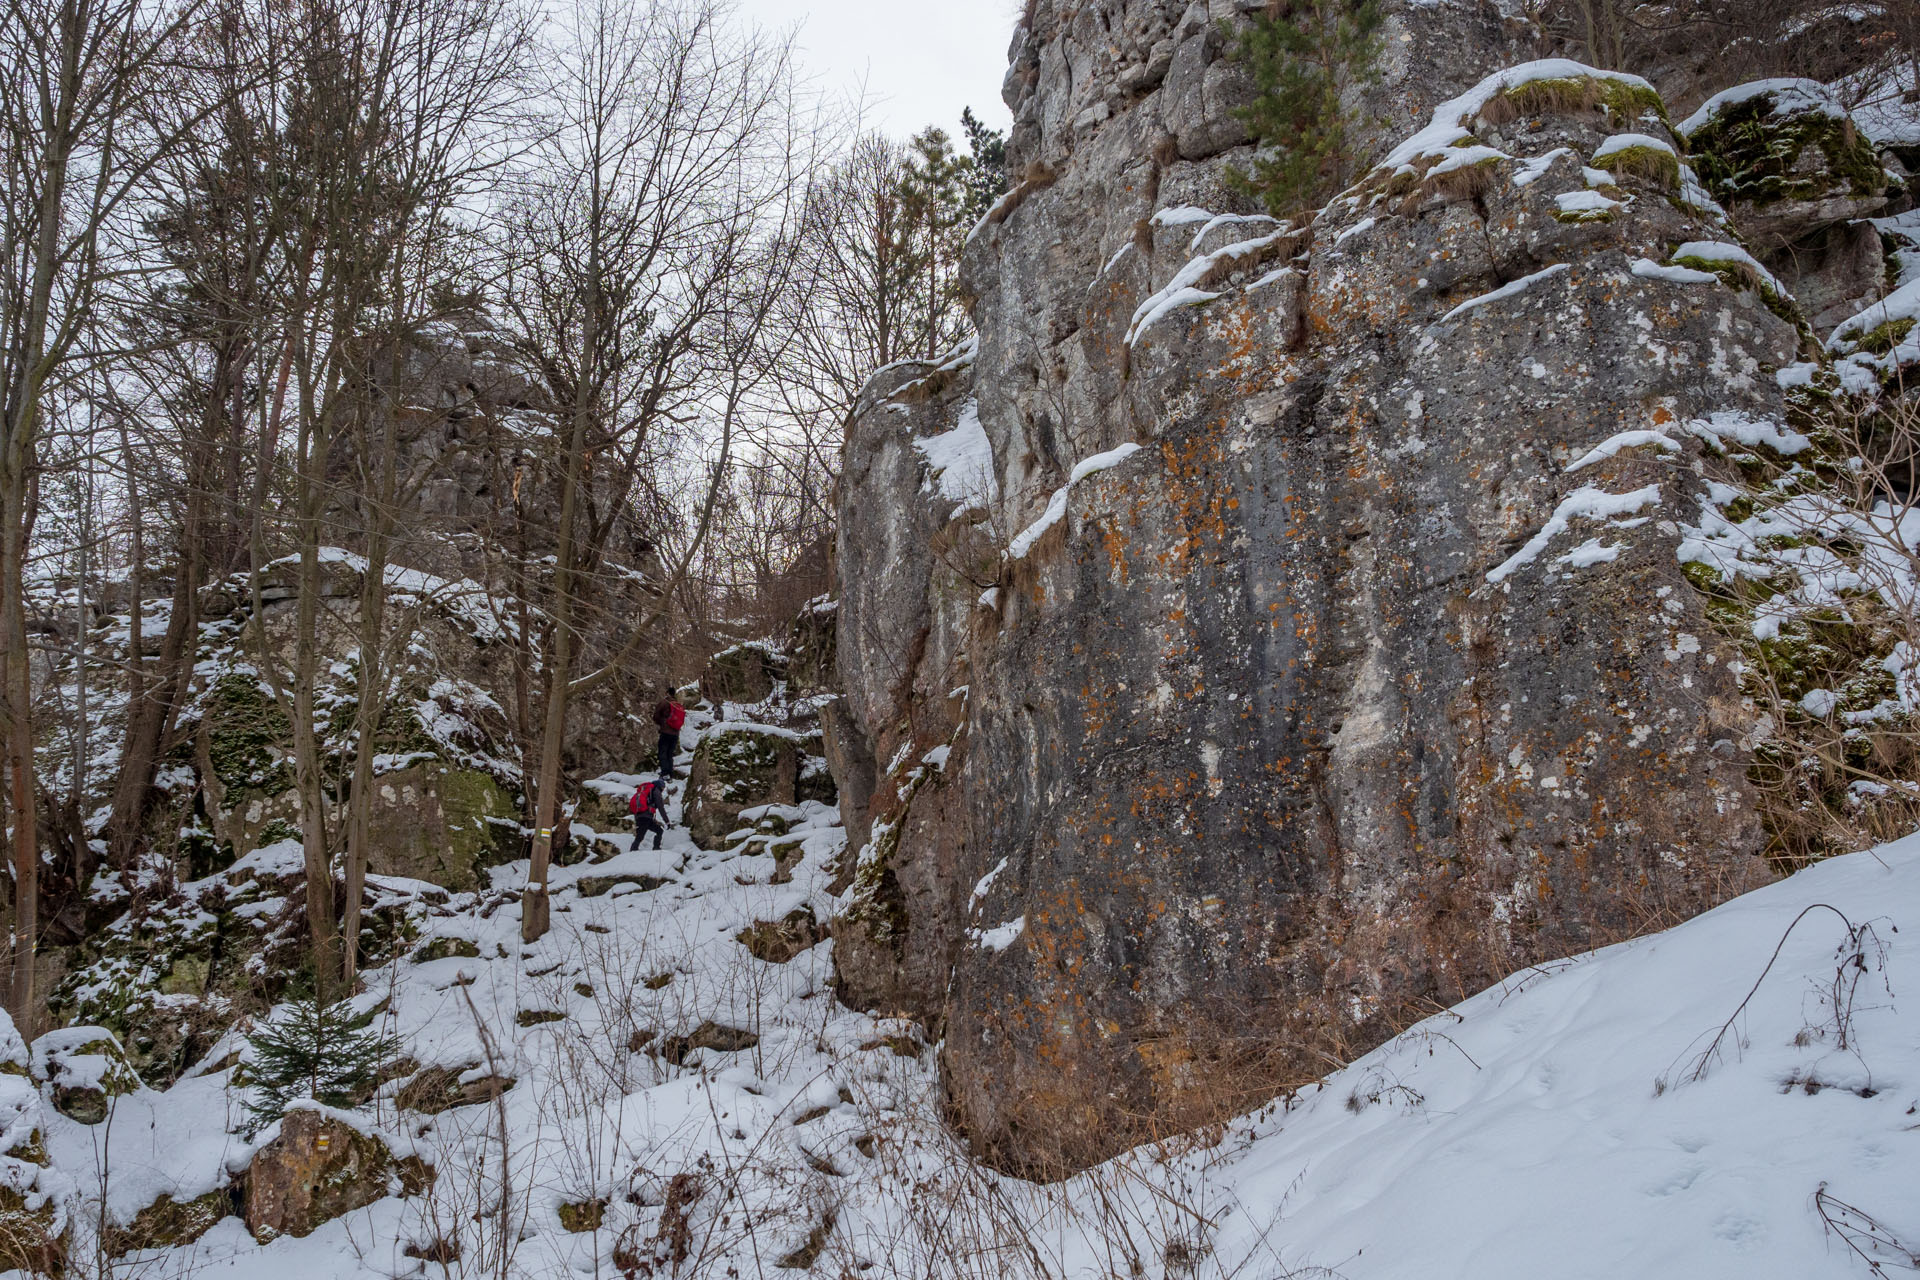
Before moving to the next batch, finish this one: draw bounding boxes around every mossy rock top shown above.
[1680,79,1888,210]
[1478,72,1666,129]
[31,1026,144,1111]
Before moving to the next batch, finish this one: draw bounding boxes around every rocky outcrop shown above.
[50,846,444,1090]
[684,725,807,846]
[1678,79,1904,333]
[829,0,1837,1172]
[701,642,787,705]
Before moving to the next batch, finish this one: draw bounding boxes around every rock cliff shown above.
[829,0,1909,1172]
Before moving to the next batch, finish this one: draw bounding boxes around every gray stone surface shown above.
[831,0,1804,1172]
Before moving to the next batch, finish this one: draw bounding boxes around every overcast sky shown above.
[734,0,1021,139]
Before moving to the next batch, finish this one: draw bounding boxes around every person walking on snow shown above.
[652,686,685,780]
[630,778,670,850]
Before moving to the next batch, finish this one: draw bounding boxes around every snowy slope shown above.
[33,701,920,1278]
[1022,837,1920,1280]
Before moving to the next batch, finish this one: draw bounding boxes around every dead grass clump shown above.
[1410,155,1501,209]
[983,161,1059,230]
[1592,143,1679,191]
[1474,75,1666,130]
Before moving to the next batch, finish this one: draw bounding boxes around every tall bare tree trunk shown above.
[521,311,595,942]
[1,453,38,1030]
[0,34,79,1026]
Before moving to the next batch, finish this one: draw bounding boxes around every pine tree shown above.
[1230,0,1384,219]
[243,996,401,1131]
[900,128,974,359]
[960,107,1009,223]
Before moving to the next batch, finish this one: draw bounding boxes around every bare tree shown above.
[494,0,811,940]
[0,0,220,1028]
[202,0,532,994]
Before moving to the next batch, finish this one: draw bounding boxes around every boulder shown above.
[31,1026,142,1125]
[785,599,838,694]
[244,1106,413,1242]
[736,909,828,964]
[358,762,519,891]
[107,1189,234,1256]
[0,1014,64,1273]
[1681,78,1893,253]
[411,937,481,965]
[395,1065,514,1116]
[684,725,803,847]
[700,643,788,705]
[657,1021,760,1065]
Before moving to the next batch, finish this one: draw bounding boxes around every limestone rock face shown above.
[245,1108,410,1242]
[832,0,1796,1172]
[831,360,987,1020]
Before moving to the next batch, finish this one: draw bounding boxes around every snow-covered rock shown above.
[30,1026,141,1126]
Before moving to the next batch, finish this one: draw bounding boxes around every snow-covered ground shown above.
[20,736,1920,1277]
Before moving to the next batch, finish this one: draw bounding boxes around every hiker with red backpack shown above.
[652,686,685,780]
[630,777,670,850]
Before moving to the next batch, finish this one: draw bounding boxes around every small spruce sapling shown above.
[1229,0,1385,219]
[243,995,401,1131]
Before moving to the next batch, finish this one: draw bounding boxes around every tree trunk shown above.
[291,534,340,999]
[520,439,584,943]
[1,454,38,1033]
[107,479,203,869]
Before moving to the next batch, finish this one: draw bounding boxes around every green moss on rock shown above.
[1591,143,1679,191]
[1687,89,1887,209]
[204,674,293,799]
[1478,75,1666,129]
[411,937,480,964]
[705,729,784,801]
[1852,316,1916,356]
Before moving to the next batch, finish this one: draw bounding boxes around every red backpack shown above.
[663,701,686,732]
[629,782,660,815]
